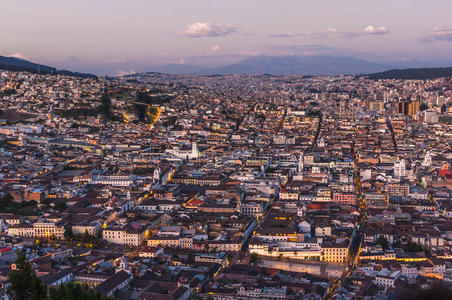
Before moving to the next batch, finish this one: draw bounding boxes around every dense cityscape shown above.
[0,69,450,299]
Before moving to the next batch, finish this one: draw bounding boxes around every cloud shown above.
[242,32,261,37]
[341,32,363,39]
[270,44,343,56]
[421,26,452,43]
[211,45,221,52]
[109,58,126,63]
[342,25,390,38]
[324,27,337,34]
[268,28,338,39]
[364,25,389,35]
[433,26,449,32]
[238,50,260,56]
[172,58,185,65]
[116,69,136,76]
[180,22,239,38]
[9,52,28,60]
[269,32,305,38]
[268,44,385,61]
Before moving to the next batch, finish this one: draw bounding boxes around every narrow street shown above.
[325,119,366,300]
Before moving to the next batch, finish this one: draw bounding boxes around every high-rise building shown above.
[397,100,420,117]
[394,160,406,178]
[408,100,420,116]
[397,101,409,115]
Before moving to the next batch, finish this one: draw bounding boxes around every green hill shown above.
[367,67,452,80]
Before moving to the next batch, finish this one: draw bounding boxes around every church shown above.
[165,142,200,160]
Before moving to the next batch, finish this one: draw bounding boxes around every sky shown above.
[2,0,452,72]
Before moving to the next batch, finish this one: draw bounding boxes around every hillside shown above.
[367,67,452,80]
[0,56,97,78]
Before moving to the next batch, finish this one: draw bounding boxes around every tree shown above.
[0,193,13,210]
[82,230,91,243]
[54,201,66,212]
[47,282,112,300]
[419,103,428,111]
[402,241,423,253]
[392,239,402,249]
[376,236,389,250]
[250,253,260,265]
[64,227,74,241]
[397,281,452,300]
[8,251,47,300]
[100,94,112,118]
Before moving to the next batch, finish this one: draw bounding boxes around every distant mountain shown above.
[0,55,96,78]
[44,54,452,77]
[366,67,452,80]
[59,56,83,70]
[144,55,392,76]
[145,63,207,75]
[211,55,391,75]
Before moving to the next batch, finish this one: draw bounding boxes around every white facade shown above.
[394,160,406,178]
[321,246,348,263]
[89,175,136,187]
[72,221,102,236]
[102,228,147,246]
[422,151,432,167]
[8,221,65,239]
[373,270,400,288]
[165,142,200,160]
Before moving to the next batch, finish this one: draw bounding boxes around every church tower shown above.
[298,154,304,173]
[191,142,199,158]
[153,167,161,183]
[422,151,432,167]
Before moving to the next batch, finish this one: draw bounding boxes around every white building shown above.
[102,226,148,246]
[422,151,432,167]
[424,110,438,123]
[394,160,406,178]
[8,220,65,239]
[321,243,349,263]
[89,175,136,187]
[165,142,200,160]
[401,263,418,278]
[240,201,265,217]
[72,221,102,236]
[373,269,400,288]
[138,247,164,258]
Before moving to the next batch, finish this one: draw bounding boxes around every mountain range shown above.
[2,54,452,79]
[145,55,393,76]
[142,56,452,77]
